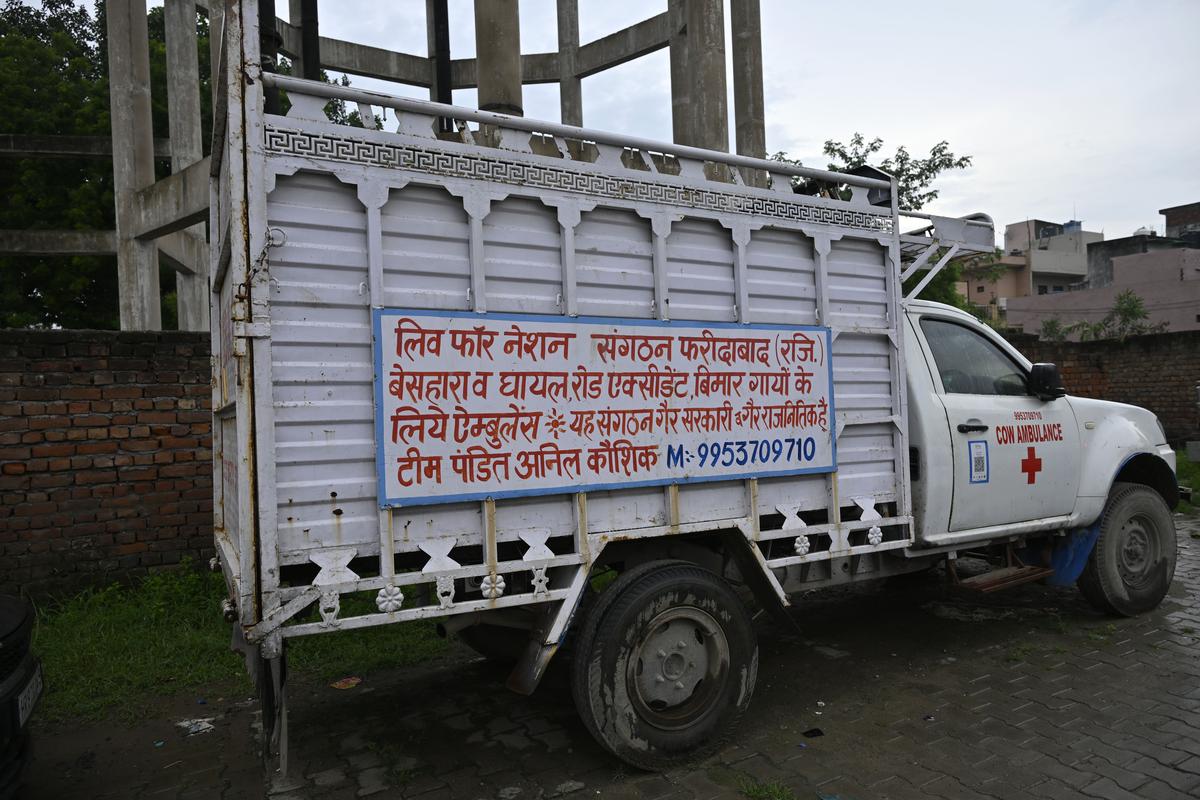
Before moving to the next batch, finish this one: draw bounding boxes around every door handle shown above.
[957,423,989,433]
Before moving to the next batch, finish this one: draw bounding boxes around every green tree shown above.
[770,134,975,308]
[0,0,210,329]
[1039,317,1069,342]
[0,0,116,328]
[1069,290,1168,342]
[820,133,972,211]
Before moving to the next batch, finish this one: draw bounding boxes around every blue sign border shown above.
[372,308,838,508]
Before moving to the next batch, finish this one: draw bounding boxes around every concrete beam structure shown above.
[450,52,558,90]
[164,0,209,331]
[0,229,200,277]
[556,0,582,126]
[44,0,766,331]
[0,230,118,256]
[106,0,161,330]
[0,134,171,160]
[131,157,211,241]
[157,231,205,277]
[474,0,523,117]
[574,13,669,79]
[276,21,433,86]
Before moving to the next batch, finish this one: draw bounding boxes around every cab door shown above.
[915,315,1080,532]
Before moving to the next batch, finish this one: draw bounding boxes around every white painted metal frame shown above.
[214,38,993,649]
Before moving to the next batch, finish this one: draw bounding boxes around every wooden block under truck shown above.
[208,6,1181,772]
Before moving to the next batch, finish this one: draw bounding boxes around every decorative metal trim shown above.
[263,126,894,234]
[319,590,340,627]
[435,575,456,608]
[480,573,506,600]
[531,567,550,597]
[376,584,404,612]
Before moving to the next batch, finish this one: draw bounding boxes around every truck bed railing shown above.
[899,211,996,299]
[261,73,893,199]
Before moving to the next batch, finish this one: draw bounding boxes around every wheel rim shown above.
[1116,513,1160,589]
[627,606,730,732]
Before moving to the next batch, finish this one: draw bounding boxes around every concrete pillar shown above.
[686,0,729,152]
[667,0,691,146]
[165,0,208,331]
[730,0,765,185]
[107,0,161,330]
[208,0,223,107]
[473,0,523,116]
[556,0,582,126]
[426,0,451,104]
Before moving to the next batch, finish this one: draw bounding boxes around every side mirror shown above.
[1029,363,1066,401]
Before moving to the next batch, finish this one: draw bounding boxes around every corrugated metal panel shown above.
[827,238,889,328]
[575,208,655,319]
[744,227,817,326]
[380,185,471,311]
[665,218,736,322]
[256,110,908,585]
[267,172,377,562]
[484,197,562,315]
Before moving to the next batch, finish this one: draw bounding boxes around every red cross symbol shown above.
[1020,446,1042,485]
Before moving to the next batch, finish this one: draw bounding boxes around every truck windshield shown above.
[919,318,1028,397]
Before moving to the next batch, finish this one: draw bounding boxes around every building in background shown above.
[1006,203,1200,336]
[958,219,1102,319]
[1162,201,1200,239]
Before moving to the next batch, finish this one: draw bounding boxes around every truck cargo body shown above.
[210,47,954,652]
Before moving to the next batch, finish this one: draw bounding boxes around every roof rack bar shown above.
[260,72,893,192]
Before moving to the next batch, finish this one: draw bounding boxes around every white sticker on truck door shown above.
[372,310,836,507]
[968,439,989,484]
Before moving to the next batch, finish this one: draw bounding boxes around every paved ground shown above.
[26,513,1200,800]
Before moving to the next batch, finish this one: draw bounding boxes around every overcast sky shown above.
[299,0,1198,240]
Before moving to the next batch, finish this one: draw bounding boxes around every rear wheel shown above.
[571,561,758,770]
[1077,482,1176,616]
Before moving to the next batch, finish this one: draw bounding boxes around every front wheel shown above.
[1077,482,1177,616]
[571,561,758,770]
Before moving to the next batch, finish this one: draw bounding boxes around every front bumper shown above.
[0,652,40,799]
[0,651,41,746]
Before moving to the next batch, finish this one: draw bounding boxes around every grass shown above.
[32,564,447,723]
[1177,448,1198,515]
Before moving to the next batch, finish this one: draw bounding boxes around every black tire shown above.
[570,561,758,770]
[1077,482,1176,617]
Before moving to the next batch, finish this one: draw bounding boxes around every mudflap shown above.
[1021,523,1102,587]
[718,530,797,633]
[506,595,575,696]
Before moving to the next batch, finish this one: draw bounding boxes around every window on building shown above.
[976,285,985,293]
[1038,285,1048,295]
[1052,285,1064,293]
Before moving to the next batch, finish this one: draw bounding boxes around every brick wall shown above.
[1005,330,1200,443]
[0,330,213,596]
[2,327,1195,597]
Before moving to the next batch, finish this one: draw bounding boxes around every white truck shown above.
[208,7,1180,772]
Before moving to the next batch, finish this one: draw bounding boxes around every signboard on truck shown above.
[372,309,836,507]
